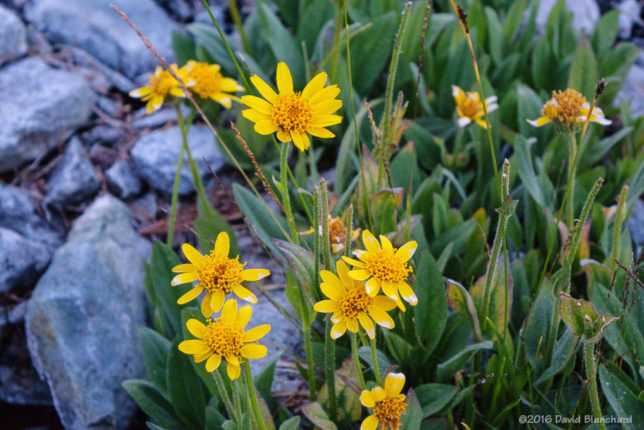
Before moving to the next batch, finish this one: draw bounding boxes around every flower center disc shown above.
[205,321,243,357]
[458,96,483,118]
[196,254,244,294]
[338,287,373,319]
[329,217,348,246]
[374,397,407,430]
[364,250,410,284]
[543,89,585,124]
[152,71,176,96]
[190,64,222,98]
[272,93,313,133]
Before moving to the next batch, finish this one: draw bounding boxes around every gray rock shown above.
[0,58,95,173]
[46,138,101,206]
[536,0,599,35]
[26,195,151,430]
[69,47,136,94]
[131,125,225,196]
[0,228,52,293]
[106,159,142,200]
[24,0,178,79]
[0,5,27,65]
[0,184,63,251]
[82,126,123,146]
[627,199,644,253]
[132,105,189,129]
[618,0,642,39]
[615,65,644,118]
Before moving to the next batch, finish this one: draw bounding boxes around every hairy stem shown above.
[351,332,366,390]
[243,361,267,430]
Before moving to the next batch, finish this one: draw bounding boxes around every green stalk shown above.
[370,336,383,386]
[303,323,317,400]
[166,143,185,246]
[320,180,332,270]
[567,133,578,229]
[280,142,299,244]
[481,160,514,327]
[351,332,366,390]
[212,370,238,422]
[610,185,629,275]
[344,206,353,257]
[380,2,412,151]
[329,0,344,82]
[231,376,244,423]
[243,361,268,430]
[583,319,606,430]
[324,318,337,422]
[226,0,249,53]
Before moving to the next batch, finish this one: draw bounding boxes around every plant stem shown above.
[567,133,578,229]
[380,2,412,151]
[583,341,606,430]
[610,185,629,275]
[370,336,383,386]
[212,369,238,422]
[324,318,337,422]
[243,361,267,430]
[226,0,249,53]
[280,142,299,244]
[231,376,244,423]
[303,323,317,400]
[320,180,332,270]
[351,332,366,390]
[166,143,185,246]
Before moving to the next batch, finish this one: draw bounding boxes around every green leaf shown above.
[187,23,236,75]
[371,187,403,235]
[206,396,226,429]
[401,388,423,429]
[558,292,598,336]
[445,279,481,340]
[502,0,529,44]
[523,278,555,367]
[414,251,447,354]
[147,243,186,336]
[599,364,644,430]
[591,9,619,56]
[139,327,171,391]
[301,402,337,430]
[271,239,315,301]
[172,30,196,66]
[167,338,206,429]
[278,416,301,430]
[296,0,334,53]
[194,207,238,257]
[436,341,493,382]
[123,380,186,429]
[567,37,598,100]
[535,331,579,384]
[180,308,220,397]
[513,135,545,207]
[255,353,281,405]
[415,383,458,418]
[256,3,304,88]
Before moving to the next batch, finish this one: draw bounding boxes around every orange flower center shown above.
[457,95,484,119]
[374,397,407,430]
[542,89,586,125]
[196,253,244,294]
[338,287,373,319]
[204,320,243,357]
[150,71,178,97]
[329,216,348,246]
[188,64,223,98]
[272,93,313,133]
[363,250,411,284]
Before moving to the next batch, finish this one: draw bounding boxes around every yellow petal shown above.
[227,361,241,380]
[276,62,293,94]
[452,85,465,101]
[311,115,342,127]
[177,286,203,304]
[314,299,339,313]
[360,414,379,430]
[291,132,305,151]
[186,319,207,338]
[205,354,222,372]
[236,305,253,328]
[243,324,271,342]
[277,130,291,143]
[220,77,242,93]
[365,277,380,296]
[309,85,340,104]
[210,290,226,314]
[312,99,342,115]
[241,343,267,359]
[193,349,212,363]
[182,243,203,264]
[129,87,152,98]
[349,270,371,281]
[372,386,386,402]
[172,263,194,273]
[362,230,381,252]
[398,281,418,305]
[221,299,238,322]
[178,339,208,354]
[347,318,359,333]
[201,293,213,317]
[241,95,273,114]
[242,268,270,281]
[214,232,230,257]
[233,285,258,304]
[250,74,278,103]
[358,313,375,339]
[369,307,394,329]
[301,72,328,99]
[320,271,345,298]
[381,281,399,301]
[242,109,270,123]
[373,295,396,311]
[307,127,335,138]
[254,120,278,135]
[342,256,366,268]
[359,390,375,408]
[380,235,394,253]
[385,372,406,396]
[331,320,347,339]
[171,272,199,286]
[395,241,417,262]
[336,260,353,287]
[526,117,551,127]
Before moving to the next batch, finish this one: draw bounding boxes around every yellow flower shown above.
[129,64,192,114]
[314,260,396,339]
[452,85,498,129]
[184,60,243,108]
[527,88,611,131]
[178,299,270,380]
[241,62,342,151]
[359,373,408,430]
[343,231,418,311]
[302,215,360,253]
[171,232,270,317]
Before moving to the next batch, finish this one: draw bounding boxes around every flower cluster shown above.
[172,232,271,380]
[528,88,610,132]
[452,85,498,129]
[360,373,408,430]
[130,61,242,114]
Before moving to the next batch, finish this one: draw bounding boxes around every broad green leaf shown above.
[206,397,226,429]
[436,341,493,382]
[172,30,196,66]
[278,416,301,430]
[591,9,619,56]
[301,401,337,430]
[167,338,206,429]
[187,23,236,75]
[599,364,644,430]
[513,135,545,207]
[139,327,171,391]
[567,37,598,100]
[255,352,281,405]
[445,279,481,340]
[123,380,186,429]
[414,251,447,354]
[535,331,579,384]
[523,278,555,368]
[415,383,458,418]
[401,388,423,429]
[271,239,315,301]
[194,207,238,257]
[147,243,186,336]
